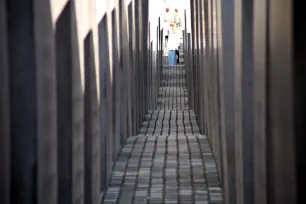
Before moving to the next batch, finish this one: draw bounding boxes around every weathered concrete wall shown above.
[187,0,306,204]
[0,0,155,203]
[0,1,10,203]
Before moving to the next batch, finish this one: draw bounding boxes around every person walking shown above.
[168,31,180,65]
[167,34,177,65]
[175,46,180,64]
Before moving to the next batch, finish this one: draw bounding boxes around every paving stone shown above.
[101,65,223,204]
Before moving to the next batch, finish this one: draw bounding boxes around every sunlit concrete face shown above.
[1,0,152,203]
[51,0,69,23]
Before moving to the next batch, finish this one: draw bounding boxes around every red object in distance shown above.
[175,9,178,12]
[166,8,169,12]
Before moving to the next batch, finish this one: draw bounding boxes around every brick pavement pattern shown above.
[102,65,223,204]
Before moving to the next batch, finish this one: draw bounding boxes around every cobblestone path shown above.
[102,65,223,204]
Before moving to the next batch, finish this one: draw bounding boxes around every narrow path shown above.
[102,65,223,204]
